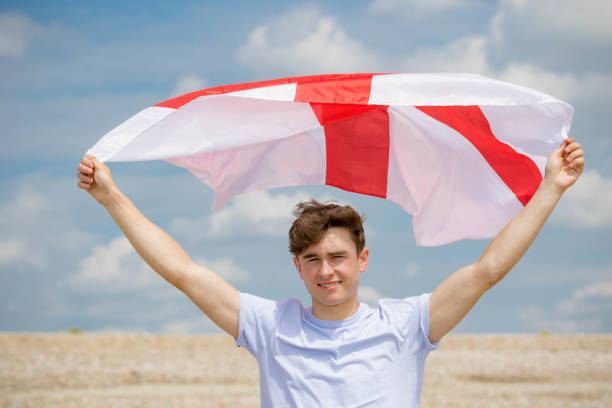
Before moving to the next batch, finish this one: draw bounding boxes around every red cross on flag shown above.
[87,73,573,246]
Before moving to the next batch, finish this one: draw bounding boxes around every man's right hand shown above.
[77,154,118,205]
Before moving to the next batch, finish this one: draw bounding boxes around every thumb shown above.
[86,154,102,168]
[555,139,568,155]
[549,139,569,163]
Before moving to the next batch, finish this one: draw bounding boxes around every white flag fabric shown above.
[87,73,573,246]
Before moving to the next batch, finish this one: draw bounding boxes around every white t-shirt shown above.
[236,292,439,407]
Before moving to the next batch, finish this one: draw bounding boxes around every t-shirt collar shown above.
[305,302,370,328]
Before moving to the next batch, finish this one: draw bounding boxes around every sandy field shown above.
[1,333,611,407]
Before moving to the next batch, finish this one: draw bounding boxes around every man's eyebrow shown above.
[301,249,350,260]
[301,252,318,260]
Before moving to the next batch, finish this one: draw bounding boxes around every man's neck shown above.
[311,297,360,321]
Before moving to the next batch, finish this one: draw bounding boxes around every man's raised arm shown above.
[428,138,585,344]
[77,155,240,338]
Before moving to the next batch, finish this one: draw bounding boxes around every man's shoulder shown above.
[238,292,308,344]
[240,292,307,318]
[377,293,428,309]
[375,294,430,324]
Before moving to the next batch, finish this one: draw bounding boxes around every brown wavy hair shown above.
[289,199,366,257]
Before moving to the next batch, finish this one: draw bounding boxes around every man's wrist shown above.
[99,185,124,209]
[538,176,565,203]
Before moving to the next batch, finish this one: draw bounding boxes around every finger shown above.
[570,157,585,169]
[77,180,91,190]
[564,141,581,153]
[77,163,93,175]
[566,149,583,162]
[568,161,584,174]
[90,156,104,169]
[77,172,93,183]
[82,155,94,166]
[553,141,565,156]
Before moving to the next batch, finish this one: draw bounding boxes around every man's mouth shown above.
[318,281,341,288]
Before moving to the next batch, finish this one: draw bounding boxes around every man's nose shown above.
[319,259,334,277]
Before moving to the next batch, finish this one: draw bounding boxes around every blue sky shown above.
[1,0,610,334]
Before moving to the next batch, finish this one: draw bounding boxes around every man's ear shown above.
[359,248,369,274]
[293,256,304,280]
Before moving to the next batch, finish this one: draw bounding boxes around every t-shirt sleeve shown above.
[418,292,439,351]
[236,292,279,357]
[379,293,439,352]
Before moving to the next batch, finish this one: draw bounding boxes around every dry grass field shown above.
[1,333,611,407]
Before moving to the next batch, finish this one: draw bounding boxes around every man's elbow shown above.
[168,261,196,292]
[473,258,508,288]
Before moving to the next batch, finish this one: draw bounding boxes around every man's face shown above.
[293,227,369,313]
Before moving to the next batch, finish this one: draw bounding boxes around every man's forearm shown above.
[476,180,564,284]
[101,188,192,288]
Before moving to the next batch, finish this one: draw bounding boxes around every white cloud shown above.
[0,13,38,58]
[498,63,612,104]
[0,174,99,272]
[71,235,251,296]
[518,264,610,285]
[401,29,611,106]
[59,282,206,332]
[516,305,604,333]
[0,187,49,222]
[0,184,51,268]
[402,35,490,74]
[236,5,383,75]
[0,239,25,264]
[0,13,72,60]
[167,215,209,242]
[573,281,612,300]
[396,33,611,105]
[369,0,612,108]
[170,190,319,240]
[234,2,609,109]
[193,257,249,284]
[517,280,612,333]
[552,170,612,228]
[75,236,135,281]
[497,62,576,101]
[489,0,612,74]
[70,236,160,292]
[359,285,382,304]
[402,262,420,278]
[496,0,612,42]
[170,75,208,98]
[369,0,472,15]
[0,238,45,268]
[209,190,312,237]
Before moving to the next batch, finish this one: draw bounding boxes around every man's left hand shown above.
[544,137,584,192]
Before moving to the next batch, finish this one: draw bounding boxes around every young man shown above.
[77,138,584,407]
